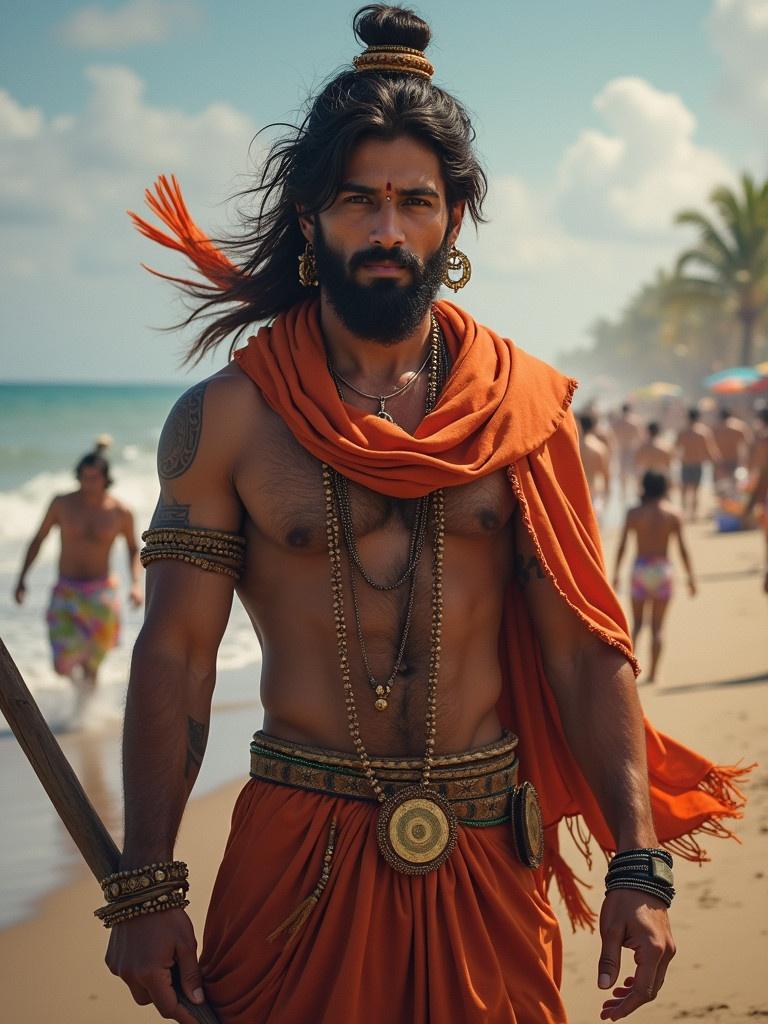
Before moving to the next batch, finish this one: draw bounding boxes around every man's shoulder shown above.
[107,495,132,516]
[164,364,266,437]
[506,339,572,389]
[660,501,682,524]
[156,365,262,484]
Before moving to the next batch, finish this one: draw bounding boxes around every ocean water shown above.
[0,383,263,926]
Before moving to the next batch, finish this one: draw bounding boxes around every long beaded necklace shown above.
[328,315,441,710]
[322,309,457,875]
[323,470,455,874]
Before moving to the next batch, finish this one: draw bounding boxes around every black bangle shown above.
[605,878,674,907]
[607,848,674,889]
[610,847,672,867]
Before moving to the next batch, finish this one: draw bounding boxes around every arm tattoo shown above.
[184,715,208,780]
[150,499,191,528]
[158,382,207,480]
[514,553,546,589]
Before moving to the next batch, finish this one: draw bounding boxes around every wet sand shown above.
[0,518,765,1023]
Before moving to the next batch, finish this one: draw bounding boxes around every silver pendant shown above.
[376,405,395,423]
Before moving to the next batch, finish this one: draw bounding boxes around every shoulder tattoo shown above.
[184,716,208,780]
[158,382,207,480]
[514,553,546,589]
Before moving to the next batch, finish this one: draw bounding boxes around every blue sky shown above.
[1,0,766,383]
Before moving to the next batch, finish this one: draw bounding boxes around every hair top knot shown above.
[353,45,435,80]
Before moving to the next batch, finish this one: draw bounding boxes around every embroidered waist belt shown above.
[250,730,520,827]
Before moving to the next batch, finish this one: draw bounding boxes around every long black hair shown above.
[174,4,487,364]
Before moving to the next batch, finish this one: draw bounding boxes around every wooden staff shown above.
[0,637,220,1024]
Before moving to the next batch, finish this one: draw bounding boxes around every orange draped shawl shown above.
[131,177,749,929]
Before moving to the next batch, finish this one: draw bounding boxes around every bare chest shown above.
[58,502,122,545]
[236,411,516,552]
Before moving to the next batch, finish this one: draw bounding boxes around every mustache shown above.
[348,247,425,273]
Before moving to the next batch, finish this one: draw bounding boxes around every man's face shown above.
[302,135,463,343]
[78,465,108,496]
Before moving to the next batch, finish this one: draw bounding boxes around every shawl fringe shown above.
[506,465,640,676]
[543,835,597,933]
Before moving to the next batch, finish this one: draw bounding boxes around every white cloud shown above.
[0,66,258,289]
[709,0,768,139]
[60,0,202,49]
[462,76,738,358]
[465,176,578,274]
[0,91,43,140]
[556,77,734,238]
[0,66,256,231]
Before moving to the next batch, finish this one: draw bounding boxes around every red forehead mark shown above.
[385,181,392,201]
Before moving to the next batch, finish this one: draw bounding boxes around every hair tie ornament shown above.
[353,44,435,81]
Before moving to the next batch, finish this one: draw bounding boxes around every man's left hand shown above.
[597,889,675,1020]
[128,584,144,609]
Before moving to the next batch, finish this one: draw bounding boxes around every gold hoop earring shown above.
[298,243,319,287]
[442,246,472,292]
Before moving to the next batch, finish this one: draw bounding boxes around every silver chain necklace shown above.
[329,317,440,423]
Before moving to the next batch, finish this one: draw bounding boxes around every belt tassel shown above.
[267,818,338,945]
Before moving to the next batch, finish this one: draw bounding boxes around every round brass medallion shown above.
[377,786,458,874]
[511,781,544,869]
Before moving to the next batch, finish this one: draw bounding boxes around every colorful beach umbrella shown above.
[703,366,761,388]
[709,377,755,394]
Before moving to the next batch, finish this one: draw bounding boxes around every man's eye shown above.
[345,195,372,204]
[404,198,430,207]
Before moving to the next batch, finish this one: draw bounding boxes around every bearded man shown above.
[103,6,748,1024]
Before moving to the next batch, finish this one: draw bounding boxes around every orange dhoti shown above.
[200,735,567,1024]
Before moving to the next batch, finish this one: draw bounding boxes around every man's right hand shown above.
[106,909,206,1023]
[14,582,26,605]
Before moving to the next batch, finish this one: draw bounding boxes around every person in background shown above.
[13,445,143,707]
[634,422,673,484]
[743,410,768,594]
[613,472,696,683]
[612,403,644,505]
[578,412,611,522]
[748,408,768,473]
[675,408,720,521]
[712,407,751,496]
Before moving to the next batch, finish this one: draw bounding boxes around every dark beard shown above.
[312,220,450,344]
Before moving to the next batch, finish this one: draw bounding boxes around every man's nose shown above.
[369,203,406,250]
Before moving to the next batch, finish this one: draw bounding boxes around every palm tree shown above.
[674,174,768,366]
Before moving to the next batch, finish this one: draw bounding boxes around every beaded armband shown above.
[140,527,246,580]
[95,860,190,928]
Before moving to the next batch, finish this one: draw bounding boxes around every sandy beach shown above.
[0,517,765,1024]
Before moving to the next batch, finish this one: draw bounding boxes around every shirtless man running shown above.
[613,472,696,682]
[14,449,143,703]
